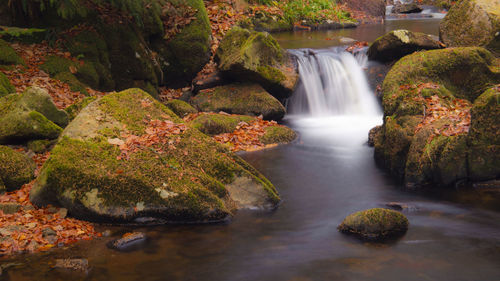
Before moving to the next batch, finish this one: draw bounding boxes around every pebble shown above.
[54,259,89,272]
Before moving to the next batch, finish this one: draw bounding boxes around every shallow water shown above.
[3,17,500,281]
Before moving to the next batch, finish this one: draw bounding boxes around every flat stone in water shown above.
[109,232,147,250]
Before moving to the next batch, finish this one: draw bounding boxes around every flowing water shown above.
[2,17,500,281]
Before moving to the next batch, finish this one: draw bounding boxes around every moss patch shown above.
[260,126,296,144]
[0,39,24,65]
[190,113,255,136]
[0,72,15,97]
[165,99,198,118]
[0,145,35,191]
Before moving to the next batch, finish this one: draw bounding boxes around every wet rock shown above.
[0,203,21,214]
[338,208,409,240]
[0,145,36,192]
[368,29,444,63]
[439,0,500,54]
[30,88,280,223]
[192,71,225,94]
[385,202,418,212]
[392,3,423,14]
[110,232,146,250]
[191,83,286,121]
[368,125,382,147]
[54,259,89,272]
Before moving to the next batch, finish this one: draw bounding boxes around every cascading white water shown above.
[288,48,381,117]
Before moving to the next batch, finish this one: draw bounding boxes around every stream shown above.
[2,16,500,281]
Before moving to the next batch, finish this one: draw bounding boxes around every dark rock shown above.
[54,259,89,272]
[392,3,423,14]
[368,125,382,147]
[110,232,146,250]
[385,202,418,212]
[338,208,409,240]
[192,71,226,94]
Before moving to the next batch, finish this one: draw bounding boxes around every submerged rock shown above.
[0,145,35,192]
[215,27,298,99]
[439,0,500,54]
[54,259,89,272]
[0,87,68,144]
[191,83,286,121]
[109,232,146,250]
[368,30,444,63]
[338,208,409,240]
[30,88,280,223]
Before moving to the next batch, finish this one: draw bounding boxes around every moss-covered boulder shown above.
[368,30,444,63]
[0,145,36,192]
[0,72,15,97]
[191,83,286,121]
[151,0,212,87]
[0,39,23,66]
[338,208,409,241]
[439,0,500,53]
[0,87,68,144]
[65,96,98,121]
[215,27,298,99]
[0,27,47,44]
[375,48,500,187]
[190,113,256,136]
[468,86,500,181]
[30,88,280,223]
[164,99,198,118]
[260,125,297,145]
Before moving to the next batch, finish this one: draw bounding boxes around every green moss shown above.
[65,96,98,121]
[257,65,286,84]
[0,145,35,191]
[40,55,77,76]
[338,208,409,240]
[0,72,15,97]
[0,39,24,65]
[190,113,255,136]
[260,126,296,144]
[165,99,198,118]
[27,139,55,153]
[75,61,99,89]
[53,72,89,96]
[18,87,69,127]
[0,27,46,44]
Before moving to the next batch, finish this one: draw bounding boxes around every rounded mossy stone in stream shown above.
[0,39,23,66]
[0,87,66,144]
[367,29,444,63]
[0,72,15,97]
[151,0,211,87]
[191,83,286,121]
[30,88,280,224]
[215,27,298,99]
[468,87,500,181]
[65,96,98,121]
[260,126,297,145]
[165,99,198,118]
[439,0,500,49]
[190,113,256,136]
[0,145,36,192]
[338,208,409,241]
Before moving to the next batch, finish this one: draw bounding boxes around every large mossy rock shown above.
[0,145,35,193]
[30,89,280,223]
[215,27,298,99]
[151,0,212,87]
[338,208,409,241]
[439,0,500,54]
[190,83,286,120]
[0,87,68,144]
[0,72,15,97]
[374,47,500,187]
[368,30,444,62]
[0,39,23,66]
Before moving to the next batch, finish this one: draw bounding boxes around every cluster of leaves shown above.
[345,41,368,53]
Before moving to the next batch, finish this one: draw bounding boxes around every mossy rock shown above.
[0,87,67,144]
[65,96,98,121]
[338,208,409,241]
[53,72,89,96]
[238,12,292,33]
[215,27,298,99]
[260,126,296,145]
[376,48,500,187]
[368,30,444,63]
[0,145,36,192]
[30,88,280,223]
[165,99,198,118]
[27,139,56,153]
[468,86,500,181]
[0,72,15,97]
[0,39,23,65]
[40,55,76,77]
[151,0,212,87]
[191,83,286,121]
[439,0,500,51]
[0,27,46,44]
[190,113,256,136]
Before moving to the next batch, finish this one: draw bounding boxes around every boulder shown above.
[30,89,280,223]
[164,99,198,118]
[65,96,98,121]
[339,0,386,18]
[0,145,36,192]
[338,208,409,240]
[191,83,286,121]
[190,113,255,136]
[0,87,68,144]
[215,27,298,99]
[375,48,500,187]
[368,30,444,62]
[0,39,23,66]
[439,0,500,53]
[0,72,15,97]
[391,3,423,14]
[259,126,297,145]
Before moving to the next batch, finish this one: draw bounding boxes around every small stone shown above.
[26,222,37,229]
[54,259,89,272]
[42,227,57,238]
[0,203,21,214]
[22,205,35,211]
[27,240,40,252]
[47,206,58,214]
[101,229,112,237]
[385,202,418,212]
[110,232,146,250]
[56,208,68,218]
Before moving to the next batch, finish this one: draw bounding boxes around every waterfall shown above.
[288,48,381,117]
